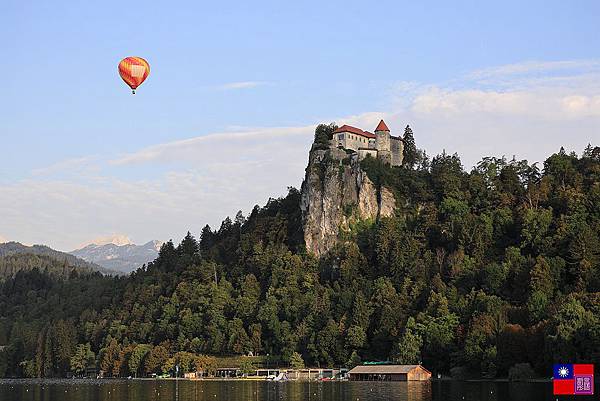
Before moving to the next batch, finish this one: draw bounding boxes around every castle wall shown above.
[335,132,370,151]
[390,137,404,167]
[357,148,378,161]
[375,130,390,152]
[378,150,391,164]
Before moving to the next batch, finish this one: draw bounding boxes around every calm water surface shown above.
[0,379,597,401]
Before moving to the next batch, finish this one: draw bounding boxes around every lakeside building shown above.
[348,364,431,381]
[195,367,348,380]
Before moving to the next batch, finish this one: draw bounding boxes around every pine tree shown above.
[402,125,417,168]
[289,351,305,369]
[70,344,95,376]
[346,350,361,369]
[391,317,423,364]
[178,232,199,257]
[199,225,215,256]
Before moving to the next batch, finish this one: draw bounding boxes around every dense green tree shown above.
[239,358,255,375]
[144,345,169,375]
[70,343,95,376]
[289,351,305,369]
[313,123,337,150]
[527,256,553,322]
[128,344,151,377]
[391,317,422,364]
[346,350,362,369]
[402,125,417,168]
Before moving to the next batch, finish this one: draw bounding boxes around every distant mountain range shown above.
[70,240,163,274]
[0,241,117,276]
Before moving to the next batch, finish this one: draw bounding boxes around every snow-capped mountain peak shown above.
[70,237,163,274]
[79,234,133,248]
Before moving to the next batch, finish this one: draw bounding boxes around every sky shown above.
[0,0,599,251]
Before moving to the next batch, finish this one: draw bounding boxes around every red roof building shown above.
[334,125,376,139]
[375,119,390,132]
[333,120,403,167]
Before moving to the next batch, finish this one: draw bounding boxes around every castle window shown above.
[339,134,344,140]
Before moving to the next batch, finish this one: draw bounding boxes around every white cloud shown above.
[410,87,600,119]
[561,95,600,117]
[218,81,267,90]
[0,235,7,243]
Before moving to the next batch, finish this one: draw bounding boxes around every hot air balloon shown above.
[118,57,150,94]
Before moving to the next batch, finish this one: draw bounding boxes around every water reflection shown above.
[0,379,577,401]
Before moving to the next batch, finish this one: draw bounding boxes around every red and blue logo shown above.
[553,364,594,395]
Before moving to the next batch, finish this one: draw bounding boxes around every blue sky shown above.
[1,0,599,250]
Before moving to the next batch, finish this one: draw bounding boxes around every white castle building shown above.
[334,120,403,166]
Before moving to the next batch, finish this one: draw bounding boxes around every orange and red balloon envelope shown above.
[118,57,150,94]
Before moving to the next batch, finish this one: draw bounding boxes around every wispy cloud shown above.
[31,156,98,176]
[468,60,600,81]
[463,60,600,93]
[110,125,313,165]
[218,81,268,90]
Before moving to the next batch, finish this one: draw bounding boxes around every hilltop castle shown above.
[333,119,404,166]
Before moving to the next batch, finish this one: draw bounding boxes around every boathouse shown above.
[348,364,431,381]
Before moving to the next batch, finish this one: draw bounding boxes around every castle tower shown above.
[374,119,391,164]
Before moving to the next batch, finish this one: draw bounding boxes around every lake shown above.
[0,379,596,401]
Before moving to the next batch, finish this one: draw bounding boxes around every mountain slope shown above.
[0,242,117,277]
[0,253,102,281]
[70,240,162,274]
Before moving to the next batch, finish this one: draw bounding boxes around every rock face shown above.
[300,142,396,257]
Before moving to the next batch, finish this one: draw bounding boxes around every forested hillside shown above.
[0,242,115,276]
[0,254,107,281]
[0,130,598,379]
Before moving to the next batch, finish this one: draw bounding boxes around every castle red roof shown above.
[375,120,390,132]
[334,125,376,139]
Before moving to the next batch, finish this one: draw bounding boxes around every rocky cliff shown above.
[300,141,396,257]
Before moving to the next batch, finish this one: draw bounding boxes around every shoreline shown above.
[0,377,562,384]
